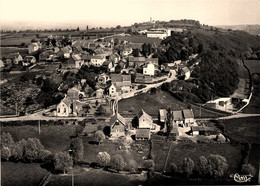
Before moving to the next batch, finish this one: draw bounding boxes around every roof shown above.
[90,55,105,60]
[72,54,81,61]
[61,97,72,106]
[103,60,112,66]
[128,57,146,62]
[159,109,167,121]
[138,109,152,120]
[81,55,91,60]
[136,129,150,138]
[61,46,71,53]
[110,74,131,83]
[110,113,126,126]
[182,109,194,119]
[145,58,158,63]
[172,110,183,121]
[73,46,84,53]
[182,67,190,73]
[170,124,179,134]
[24,56,35,61]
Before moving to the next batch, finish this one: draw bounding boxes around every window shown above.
[58,108,60,113]
[64,108,66,113]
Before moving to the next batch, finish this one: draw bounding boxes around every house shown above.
[96,88,104,98]
[28,42,41,54]
[161,63,171,73]
[143,63,155,76]
[56,97,73,117]
[62,54,83,69]
[122,48,132,56]
[109,53,120,64]
[81,54,91,66]
[57,46,72,58]
[108,83,118,97]
[136,129,151,140]
[110,74,132,93]
[90,56,106,67]
[103,60,114,72]
[159,109,167,123]
[97,73,110,85]
[190,126,218,136]
[146,29,171,39]
[23,56,36,66]
[67,87,85,100]
[39,50,54,61]
[128,57,146,67]
[135,74,153,83]
[145,58,159,66]
[205,97,232,111]
[172,110,184,126]
[183,109,195,127]
[72,46,84,54]
[170,123,179,137]
[6,53,23,64]
[138,109,153,129]
[181,67,191,80]
[110,113,127,137]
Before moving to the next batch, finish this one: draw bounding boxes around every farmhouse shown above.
[110,113,127,137]
[108,83,118,97]
[143,63,155,76]
[181,67,191,80]
[146,29,171,39]
[159,109,167,123]
[62,55,83,69]
[57,46,72,58]
[90,56,106,67]
[182,109,195,127]
[110,74,132,93]
[172,110,184,126]
[128,57,146,67]
[56,97,72,117]
[138,109,153,129]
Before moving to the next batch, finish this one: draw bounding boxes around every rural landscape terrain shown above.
[1,1,260,185]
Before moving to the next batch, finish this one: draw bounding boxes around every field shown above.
[152,141,243,175]
[1,124,77,154]
[118,90,228,118]
[245,59,260,74]
[244,83,260,114]
[0,47,28,57]
[1,162,48,186]
[220,117,260,144]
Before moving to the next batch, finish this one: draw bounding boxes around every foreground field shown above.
[1,162,48,186]
[1,124,76,154]
[220,116,260,144]
[118,90,227,118]
[152,142,243,175]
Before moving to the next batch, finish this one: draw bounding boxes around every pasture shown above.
[0,47,28,57]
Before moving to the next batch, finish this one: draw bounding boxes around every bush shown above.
[54,152,73,174]
[1,146,11,161]
[143,159,155,171]
[96,151,111,167]
[169,162,178,174]
[182,157,194,176]
[110,154,126,171]
[207,154,228,178]
[70,138,84,160]
[241,164,256,176]
[1,132,14,148]
[128,159,138,172]
[95,130,105,145]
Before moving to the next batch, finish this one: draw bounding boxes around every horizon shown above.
[1,0,260,30]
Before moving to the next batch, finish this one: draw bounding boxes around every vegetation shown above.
[181,157,194,176]
[110,154,126,171]
[54,152,73,174]
[207,154,228,178]
[143,159,155,171]
[241,164,256,176]
[70,137,84,160]
[96,151,111,167]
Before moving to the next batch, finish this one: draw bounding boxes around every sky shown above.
[0,0,260,29]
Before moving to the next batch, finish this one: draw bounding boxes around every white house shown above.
[182,109,195,127]
[138,109,153,129]
[28,43,41,54]
[143,63,155,76]
[182,67,191,80]
[56,97,72,117]
[172,110,184,127]
[90,56,106,67]
[108,83,118,97]
[146,29,171,39]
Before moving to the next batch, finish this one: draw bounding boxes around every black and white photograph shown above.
[0,0,260,185]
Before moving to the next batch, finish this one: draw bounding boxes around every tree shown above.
[116,25,121,29]
[38,150,51,162]
[182,157,194,177]
[111,154,126,171]
[1,146,11,161]
[96,151,111,167]
[143,159,155,171]
[129,159,138,172]
[95,130,105,145]
[241,164,256,176]
[1,132,14,148]
[197,44,204,54]
[24,138,44,162]
[115,65,123,74]
[12,139,27,161]
[114,38,119,46]
[54,152,73,174]
[207,154,228,178]
[70,138,84,160]
[197,156,209,177]
[132,48,140,57]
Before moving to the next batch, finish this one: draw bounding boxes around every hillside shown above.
[217,25,260,36]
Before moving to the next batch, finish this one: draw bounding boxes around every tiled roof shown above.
[72,54,81,61]
[128,57,145,62]
[182,67,190,73]
[138,109,152,120]
[172,110,183,120]
[110,113,126,126]
[62,97,72,106]
[24,56,35,61]
[111,74,131,83]
[182,109,194,119]
[90,55,105,59]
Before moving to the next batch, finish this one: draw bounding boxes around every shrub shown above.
[241,164,256,176]
[128,159,138,172]
[95,130,105,145]
[110,154,126,171]
[197,156,209,177]
[70,138,84,160]
[182,157,194,176]
[143,159,155,171]
[96,151,111,167]
[1,132,14,148]
[169,162,178,174]
[1,146,11,161]
[207,154,228,178]
[54,152,73,174]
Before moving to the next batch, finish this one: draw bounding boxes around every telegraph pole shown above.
[38,120,41,134]
[199,104,201,118]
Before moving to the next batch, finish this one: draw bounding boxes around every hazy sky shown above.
[0,0,260,27]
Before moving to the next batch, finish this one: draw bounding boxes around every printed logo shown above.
[230,173,253,183]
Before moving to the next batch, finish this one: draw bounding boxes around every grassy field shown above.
[245,59,260,74]
[1,37,34,47]
[1,162,48,186]
[0,47,28,57]
[118,90,227,118]
[1,124,76,154]
[152,141,243,175]
[220,117,260,144]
